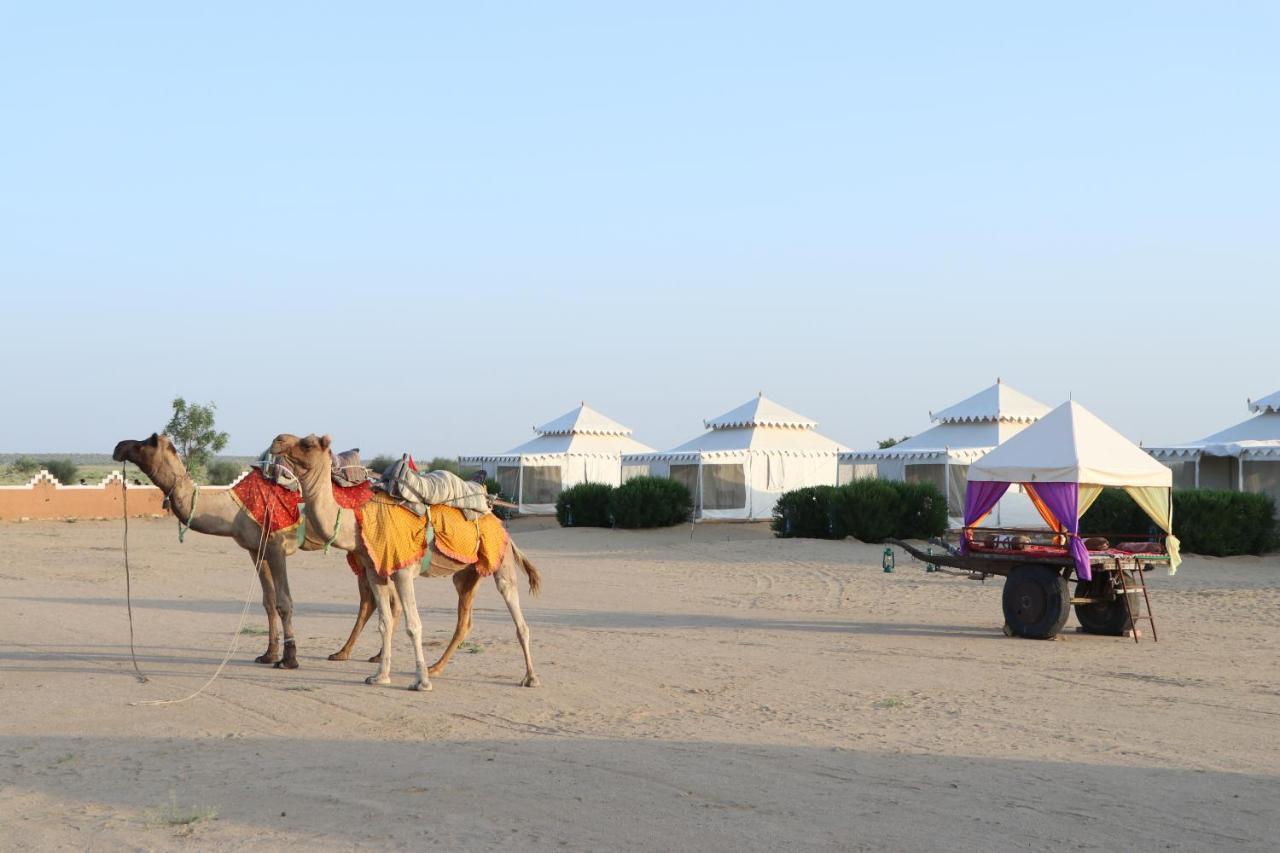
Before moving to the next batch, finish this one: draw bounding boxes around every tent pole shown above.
[517,459,524,515]
[1194,455,1200,489]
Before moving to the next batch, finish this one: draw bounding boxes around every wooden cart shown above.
[890,531,1165,641]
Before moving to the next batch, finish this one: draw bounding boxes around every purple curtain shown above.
[1026,482,1091,581]
[961,480,1011,553]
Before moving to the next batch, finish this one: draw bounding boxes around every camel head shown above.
[112,433,187,482]
[269,433,332,475]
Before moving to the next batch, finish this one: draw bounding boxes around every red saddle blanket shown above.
[230,470,303,534]
[231,470,375,537]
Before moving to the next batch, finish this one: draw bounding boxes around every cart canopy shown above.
[965,401,1180,580]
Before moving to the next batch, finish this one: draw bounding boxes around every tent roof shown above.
[1248,390,1280,414]
[1199,411,1280,446]
[535,402,634,436]
[460,403,653,461]
[845,420,1000,461]
[664,424,847,456]
[628,396,847,460]
[930,380,1050,424]
[969,401,1171,487]
[1147,399,1280,459]
[705,394,818,430]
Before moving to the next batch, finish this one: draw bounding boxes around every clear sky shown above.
[2,2,1277,457]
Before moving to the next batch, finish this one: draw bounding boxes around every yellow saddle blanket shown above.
[429,505,509,577]
[356,493,429,578]
[355,494,509,579]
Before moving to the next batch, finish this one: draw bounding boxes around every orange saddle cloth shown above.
[428,505,509,577]
[229,469,303,535]
[346,495,509,579]
[353,492,429,578]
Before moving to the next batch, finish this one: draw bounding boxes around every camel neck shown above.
[299,460,356,551]
[167,474,201,528]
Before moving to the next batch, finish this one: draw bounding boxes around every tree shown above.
[877,436,911,449]
[165,397,229,478]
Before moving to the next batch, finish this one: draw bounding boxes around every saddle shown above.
[330,448,369,488]
[375,454,490,519]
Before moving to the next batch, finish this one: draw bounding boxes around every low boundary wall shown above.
[0,470,237,521]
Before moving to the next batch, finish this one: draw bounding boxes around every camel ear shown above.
[320,434,332,451]
[146,433,160,447]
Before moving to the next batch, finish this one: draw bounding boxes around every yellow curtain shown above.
[1078,485,1103,518]
[1123,486,1182,575]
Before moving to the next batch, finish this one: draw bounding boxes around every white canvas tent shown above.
[460,403,653,515]
[622,394,848,521]
[968,400,1181,575]
[1147,391,1280,506]
[839,380,1051,517]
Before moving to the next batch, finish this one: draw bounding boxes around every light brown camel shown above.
[269,433,541,690]
[112,433,391,669]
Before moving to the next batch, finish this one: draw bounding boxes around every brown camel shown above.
[269,433,541,690]
[112,433,393,669]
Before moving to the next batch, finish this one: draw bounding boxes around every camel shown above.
[268,433,541,691]
[112,433,392,669]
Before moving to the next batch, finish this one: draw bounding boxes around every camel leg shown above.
[368,583,402,663]
[429,567,481,677]
[365,567,395,686]
[392,567,430,692]
[268,546,299,669]
[329,571,375,661]
[254,554,281,664]
[494,554,539,688]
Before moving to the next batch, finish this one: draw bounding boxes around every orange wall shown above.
[0,476,231,521]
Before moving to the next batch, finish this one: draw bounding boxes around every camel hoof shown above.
[410,680,432,692]
[367,653,382,663]
[327,651,350,662]
[521,674,541,688]
[255,652,280,665]
[365,675,391,686]
[274,658,299,670]
[427,665,445,677]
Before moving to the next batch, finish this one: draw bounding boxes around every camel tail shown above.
[511,542,542,597]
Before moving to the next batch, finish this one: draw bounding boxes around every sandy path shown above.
[1,518,1277,851]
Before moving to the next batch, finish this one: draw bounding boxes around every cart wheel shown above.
[1001,564,1070,639]
[1074,572,1139,636]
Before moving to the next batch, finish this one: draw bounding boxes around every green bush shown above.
[367,455,397,475]
[1078,489,1149,538]
[833,479,904,543]
[609,477,692,529]
[205,460,245,485]
[11,456,39,476]
[556,482,614,527]
[42,458,78,485]
[1080,488,1278,556]
[772,479,948,543]
[771,486,841,538]
[894,481,950,539]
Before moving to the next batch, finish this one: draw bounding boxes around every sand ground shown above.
[1,517,1277,851]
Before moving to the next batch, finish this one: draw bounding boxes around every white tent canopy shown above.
[1146,390,1280,501]
[970,401,1171,487]
[623,394,848,521]
[840,380,1051,516]
[460,403,653,515]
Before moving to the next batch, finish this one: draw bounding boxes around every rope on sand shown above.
[122,465,148,684]
[123,468,273,707]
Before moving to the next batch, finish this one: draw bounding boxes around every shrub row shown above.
[1080,488,1278,556]
[771,480,948,543]
[555,477,693,529]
